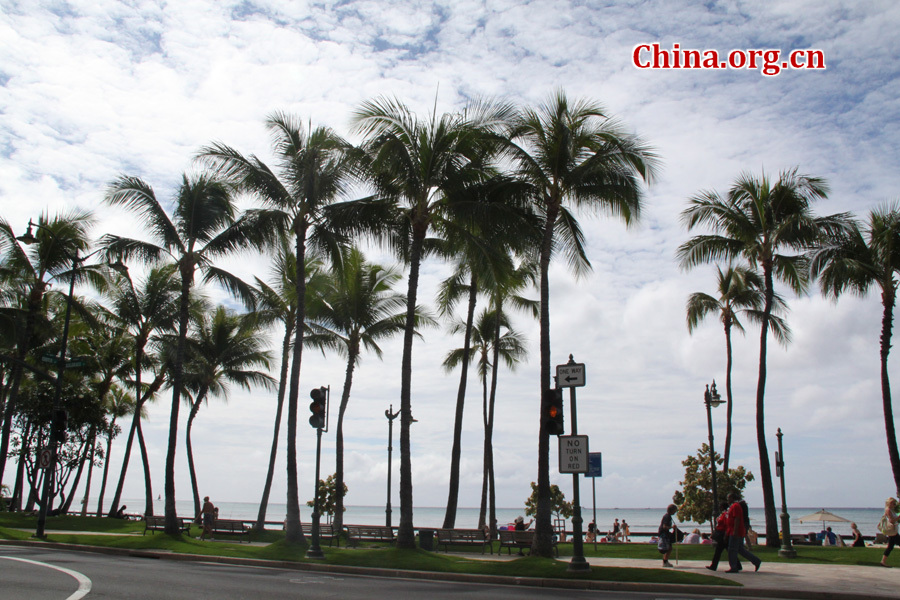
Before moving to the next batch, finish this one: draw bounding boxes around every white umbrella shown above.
[797,509,851,524]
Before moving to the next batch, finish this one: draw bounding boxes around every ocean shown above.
[122,499,884,537]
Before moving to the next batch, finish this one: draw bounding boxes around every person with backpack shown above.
[725,492,761,573]
[658,504,678,567]
[880,497,899,567]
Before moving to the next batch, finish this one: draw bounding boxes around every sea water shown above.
[123,499,883,537]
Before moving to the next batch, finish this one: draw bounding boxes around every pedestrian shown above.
[725,492,761,573]
[586,520,597,543]
[850,522,865,547]
[622,519,630,542]
[199,496,216,541]
[612,518,620,541]
[706,501,729,571]
[880,497,899,567]
[658,504,678,567]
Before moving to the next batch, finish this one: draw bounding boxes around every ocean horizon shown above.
[119,499,883,537]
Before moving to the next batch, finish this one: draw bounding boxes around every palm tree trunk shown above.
[186,391,206,520]
[285,228,308,544]
[80,429,97,516]
[108,345,145,517]
[334,344,358,532]
[443,275,477,529]
[880,288,900,495]
[398,225,426,549]
[723,321,734,472]
[136,420,154,516]
[478,371,489,529]
[487,305,502,537]
[256,323,292,531]
[11,419,32,511]
[757,265,779,547]
[534,205,558,557]
[61,429,92,513]
[96,422,116,517]
[165,263,193,534]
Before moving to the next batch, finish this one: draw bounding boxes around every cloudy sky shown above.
[2,1,899,518]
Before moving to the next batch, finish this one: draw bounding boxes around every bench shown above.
[435,528,493,554]
[346,525,395,547]
[143,515,191,535]
[205,518,252,542]
[498,529,558,557]
[302,522,340,547]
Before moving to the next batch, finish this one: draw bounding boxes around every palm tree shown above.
[104,264,181,518]
[304,247,415,531]
[182,305,275,518]
[351,96,514,548]
[811,203,900,494]
[95,384,137,516]
[685,265,790,471]
[101,173,254,534]
[677,168,850,546]
[0,210,94,492]
[505,91,657,556]
[200,114,352,542]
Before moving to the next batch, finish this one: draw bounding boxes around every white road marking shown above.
[1,556,92,599]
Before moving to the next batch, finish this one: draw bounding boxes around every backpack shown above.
[739,500,751,530]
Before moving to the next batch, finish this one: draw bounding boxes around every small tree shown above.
[307,473,347,523]
[672,444,754,530]
[524,481,573,521]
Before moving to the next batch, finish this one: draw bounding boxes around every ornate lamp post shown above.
[776,428,797,557]
[384,405,400,528]
[704,381,725,522]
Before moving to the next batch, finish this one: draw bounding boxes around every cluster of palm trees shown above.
[0,90,658,556]
[679,170,900,547]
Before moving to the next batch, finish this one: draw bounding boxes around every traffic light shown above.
[544,388,564,436]
[309,387,328,430]
[51,408,68,444]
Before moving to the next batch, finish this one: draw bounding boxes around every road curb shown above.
[0,539,880,599]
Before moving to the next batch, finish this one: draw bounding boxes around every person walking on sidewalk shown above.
[706,501,729,571]
[880,497,899,567]
[726,492,761,573]
[658,504,678,567]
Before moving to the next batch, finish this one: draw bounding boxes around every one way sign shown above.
[556,363,585,388]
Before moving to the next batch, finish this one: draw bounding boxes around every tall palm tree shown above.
[0,210,94,492]
[95,384,136,516]
[685,265,790,471]
[505,91,657,556]
[811,203,900,494]
[100,173,255,534]
[351,96,514,548]
[200,115,352,542]
[304,247,415,531]
[104,264,181,518]
[182,305,275,518]
[677,168,850,546]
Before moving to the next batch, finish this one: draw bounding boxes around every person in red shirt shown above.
[705,501,729,571]
[726,492,761,573]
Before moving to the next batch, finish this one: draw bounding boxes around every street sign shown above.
[556,363,585,388]
[38,448,52,469]
[41,354,57,364]
[558,435,589,473]
[586,452,602,478]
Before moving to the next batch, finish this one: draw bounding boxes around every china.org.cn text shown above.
[633,43,826,76]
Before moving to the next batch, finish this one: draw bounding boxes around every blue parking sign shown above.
[586,452,602,477]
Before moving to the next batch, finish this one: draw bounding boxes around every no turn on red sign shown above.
[38,448,52,469]
[558,435,589,474]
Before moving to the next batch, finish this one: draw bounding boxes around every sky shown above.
[2,1,900,519]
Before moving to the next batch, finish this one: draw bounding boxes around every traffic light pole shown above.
[306,385,329,559]
[565,356,589,572]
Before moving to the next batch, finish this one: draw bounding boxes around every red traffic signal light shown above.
[544,388,564,436]
[309,386,328,429]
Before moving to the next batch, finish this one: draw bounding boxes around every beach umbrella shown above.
[797,509,851,524]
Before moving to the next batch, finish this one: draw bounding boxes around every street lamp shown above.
[384,404,414,529]
[776,428,797,558]
[704,380,725,523]
[17,220,96,537]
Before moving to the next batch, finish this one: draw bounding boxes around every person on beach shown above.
[850,522,865,547]
[706,501,729,571]
[726,492,761,573]
[199,496,216,541]
[658,504,678,567]
[586,520,597,543]
[881,497,899,567]
[514,515,533,530]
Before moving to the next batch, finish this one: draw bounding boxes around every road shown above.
[0,545,779,599]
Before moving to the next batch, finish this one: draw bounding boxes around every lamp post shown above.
[17,220,97,538]
[384,405,400,529]
[776,428,797,558]
[704,380,725,522]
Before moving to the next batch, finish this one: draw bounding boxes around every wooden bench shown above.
[498,529,558,557]
[302,522,340,547]
[142,515,191,535]
[435,528,493,554]
[206,518,252,542]
[346,525,395,547]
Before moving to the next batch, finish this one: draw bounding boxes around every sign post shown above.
[586,452,602,548]
[556,354,590,572]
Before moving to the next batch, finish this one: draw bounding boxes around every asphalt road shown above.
[0,545,769,600]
